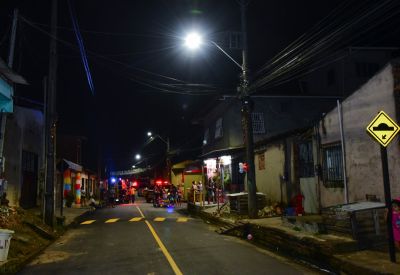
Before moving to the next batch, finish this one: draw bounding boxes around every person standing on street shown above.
[130,186,136,204]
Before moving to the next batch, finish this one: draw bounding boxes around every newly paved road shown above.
[19,198,319,275]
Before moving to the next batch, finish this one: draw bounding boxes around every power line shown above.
[19,15,221,96]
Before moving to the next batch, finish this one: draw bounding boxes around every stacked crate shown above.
[321,202,387,248]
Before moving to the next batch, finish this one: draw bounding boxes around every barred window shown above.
[322,143,344,188]
[298,141,314,178]
[252,112,265,134]
[215,118,223,139]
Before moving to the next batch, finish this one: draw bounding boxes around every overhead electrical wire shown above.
[250,0,400,93]
[19,15,220,96]
[67,0,95,95]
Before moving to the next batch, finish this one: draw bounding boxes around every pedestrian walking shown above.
[177,184,183,206]
[198,180,204,206]
[130,186,136,204]
[207,178,215,204]
[391,198,400,251]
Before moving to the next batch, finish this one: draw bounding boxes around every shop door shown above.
[20,151,38,209]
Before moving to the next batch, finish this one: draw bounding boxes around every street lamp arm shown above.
[210,41,242,70]
[147,134,170,152]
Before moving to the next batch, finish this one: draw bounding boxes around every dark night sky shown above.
[0,0,399,171]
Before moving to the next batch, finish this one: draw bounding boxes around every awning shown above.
[63,159,82,172]
[199,146,244,159]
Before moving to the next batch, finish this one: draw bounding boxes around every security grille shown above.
[322,143,344,187]
[252,112,265,134]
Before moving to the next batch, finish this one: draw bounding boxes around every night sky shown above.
[1,0,399,172]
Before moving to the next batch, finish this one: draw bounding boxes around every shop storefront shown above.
[203,154,245,194]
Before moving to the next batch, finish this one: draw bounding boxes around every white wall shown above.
[255,142,285,204]
[319,63,400,206]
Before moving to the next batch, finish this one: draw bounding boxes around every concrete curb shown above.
[189,206,399,275]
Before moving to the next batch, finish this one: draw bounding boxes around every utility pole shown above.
[0,9,18,175]
[239,1,257,218]
[44,0,58,227]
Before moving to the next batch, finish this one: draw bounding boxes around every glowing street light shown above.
[135,154,141,160]
[184,32,203,50]
[147,131,152,137]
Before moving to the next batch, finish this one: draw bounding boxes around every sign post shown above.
[366,110,399,263]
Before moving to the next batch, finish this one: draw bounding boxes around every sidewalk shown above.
[189,203,400,275]
[0,205,90,274]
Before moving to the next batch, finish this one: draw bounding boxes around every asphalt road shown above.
[19,198,319,275]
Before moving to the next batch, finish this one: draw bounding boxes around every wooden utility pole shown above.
[44,0,58,227]
[239,1,257,218]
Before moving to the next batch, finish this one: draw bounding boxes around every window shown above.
[252,112,265,134]
[322,143,343,187]
[215,118,223,139]
[203,128,209,145]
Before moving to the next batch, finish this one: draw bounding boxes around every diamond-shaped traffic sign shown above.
[366,111,400,147]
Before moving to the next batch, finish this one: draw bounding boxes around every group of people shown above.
[153,184,183,207]
[190,179,221,205]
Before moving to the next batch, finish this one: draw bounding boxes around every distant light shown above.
[147,132,152,137]
[220,155,232,166]
[111,177,116,183]
[133,181,138,187]
[135,154,141,160]
[156,180,162,185]
[184,32,202,50]
[132,165,136,168]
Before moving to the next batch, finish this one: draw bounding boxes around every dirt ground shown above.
[0,206,58,274]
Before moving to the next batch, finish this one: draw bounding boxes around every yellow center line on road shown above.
[145,220,183,275]
[154,217,166,222]
[136,205,183,275]
[129,217,143,222]
[80,220,96,225]
[176,218,188,223]
[105,218,119,223]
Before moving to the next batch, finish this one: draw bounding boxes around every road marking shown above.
[154,217,166,222]
[136,206,145,218]
[144,220,183,275]
[129,217,143,222]
[105,218,119,223]
[176,218,188,222]
[80,220,96,225]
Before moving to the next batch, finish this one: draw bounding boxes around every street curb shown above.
[188,206,396,275]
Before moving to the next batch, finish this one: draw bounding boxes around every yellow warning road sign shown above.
[366,111,400,147]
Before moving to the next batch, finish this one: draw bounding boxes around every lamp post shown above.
[183,2,257,218]
[147,132,170,181]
